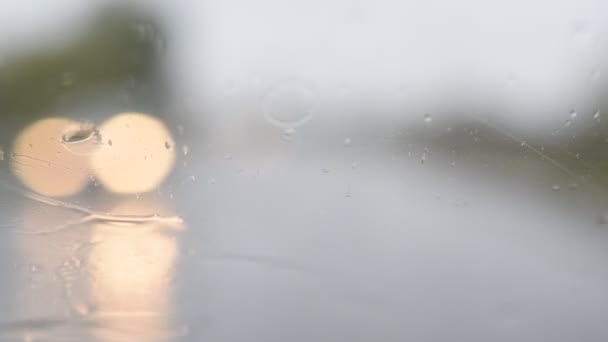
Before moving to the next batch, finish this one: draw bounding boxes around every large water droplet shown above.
[570,110,578,118]
[593,110,600,120]
[281,127,297,141]
[60,122,101,155]
[61,122,98,144]
[262,79,317,128]
[423,113,432,125]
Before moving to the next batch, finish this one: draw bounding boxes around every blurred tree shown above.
[0,5,166,127]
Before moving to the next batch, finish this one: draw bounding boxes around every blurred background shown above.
[1,0,608,341]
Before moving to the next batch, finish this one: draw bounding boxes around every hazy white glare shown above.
[163,0,608,130]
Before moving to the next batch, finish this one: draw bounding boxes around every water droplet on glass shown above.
[182,144,189,156]
[262,79,317,128]
[0,147,3,161]
[191,175,196,181]
[224,154,233,160]
[351,162,358,170]
[281,127,297,141]
[60,122,101,155]
[593,110,600,120]
[165,141,171,150]
[343,137,352,147]
[552,184,560,191]
[570,110,578,118]
[423,113,432,126]
[107,139,112,146]
[61,72,75,87]
[564,120,572,127]
[322,168,330,173]
[421,152,427,164]
[72,301,92,317]
[61,122,98,144]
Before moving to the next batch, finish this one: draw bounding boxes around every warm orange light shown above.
[90,112,176,194]
[88,198,179,340]
[11,118,92,197]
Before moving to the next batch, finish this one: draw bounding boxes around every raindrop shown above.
[224,154,233,160]
[60,122,101,156]
[61,122,98,144]
[421,152,427,164]
[165,141,171,150]
[107,139,113,146]
[72,301,93,317]
[570,110,578,118]
[423,113,432,126]
[191,175,196,181]
[61,72,75,86]
[593,110,600,120]
[343,137,352,147]
[182,144,189,156]
[552,184,560,191]
[0,147,3,161]
[564,120,572,127]
[351,162,358,170]
[322,168,330,173]
[281,127,297,141]
[262,79,317,128]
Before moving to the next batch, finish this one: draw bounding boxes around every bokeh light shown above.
[11,117,92,197]
[90,112,176,194]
